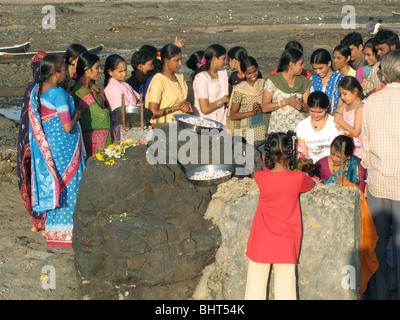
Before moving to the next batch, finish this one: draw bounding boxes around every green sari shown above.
[71,80,114,157]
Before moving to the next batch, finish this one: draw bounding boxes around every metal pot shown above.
[112,105,153,128]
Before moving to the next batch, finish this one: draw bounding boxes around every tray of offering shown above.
[173,114,224,134]
[112,105,153,128]
[185,164,234,186]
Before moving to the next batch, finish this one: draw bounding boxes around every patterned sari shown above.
[29,85,86,246]
[71,80,114,157]
[17,51,47,230]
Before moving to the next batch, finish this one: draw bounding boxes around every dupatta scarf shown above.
[311,72,344,114]
[28,84,83,213]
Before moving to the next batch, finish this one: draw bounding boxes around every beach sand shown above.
[0,0,398,300]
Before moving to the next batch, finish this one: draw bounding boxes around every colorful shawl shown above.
[325,155,366,193]
[72,80,114,157]
[311,72,344,114]
[17,51,47,230]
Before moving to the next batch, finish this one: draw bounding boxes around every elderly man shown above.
[362,49,400,300]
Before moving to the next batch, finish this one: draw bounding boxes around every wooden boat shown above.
[0,45,103,64]
[392,11,400,17]
[0,41,31,53]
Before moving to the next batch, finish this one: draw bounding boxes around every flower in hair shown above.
[201,56,207,65]
[157,51,162,61]
[341,131,354,139]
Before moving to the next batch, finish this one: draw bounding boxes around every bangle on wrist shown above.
[278,100,283,108]
[216,99,223,107]
[165,106,173,114]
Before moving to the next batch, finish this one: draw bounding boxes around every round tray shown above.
[173,114,224,134]
[112,105,153,128]
[185,164,234,186]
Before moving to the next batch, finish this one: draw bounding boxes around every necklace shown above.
[311,114,328,131]
[208,70,218,78]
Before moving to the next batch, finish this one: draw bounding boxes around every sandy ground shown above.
[0,0,399,300]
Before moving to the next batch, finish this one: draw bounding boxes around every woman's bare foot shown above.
[31,223,39,232]
[41,230,46,237]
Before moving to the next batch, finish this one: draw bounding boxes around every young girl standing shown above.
[245,131,314,300]
[334,76,364,159]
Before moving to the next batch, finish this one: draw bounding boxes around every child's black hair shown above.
[264,130,296,169]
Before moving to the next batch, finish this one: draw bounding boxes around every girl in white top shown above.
[296,91,339,163]
[192,44,230,126]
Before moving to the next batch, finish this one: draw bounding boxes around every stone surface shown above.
[72,145,221,300]
[192,180,362,300]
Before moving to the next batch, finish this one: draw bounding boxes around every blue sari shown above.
[29,85,86,246]
[311,72,344,114]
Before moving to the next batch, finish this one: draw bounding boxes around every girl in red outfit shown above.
[245,131,314,300]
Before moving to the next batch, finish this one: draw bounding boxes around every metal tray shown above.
[173,114,224,134]
[185,164,234,186]
[112,105,153,128]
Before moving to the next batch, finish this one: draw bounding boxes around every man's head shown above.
[380,49,400,83]
[341,32,364,62]
[373,29,400,59]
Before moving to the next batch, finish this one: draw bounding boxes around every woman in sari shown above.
[71,51,115,157]
[18,50,47,233]
[145,44,192,126]
[228,56,266,145]
[310,48,345,114]
[59,43,87,93]
[29,54,85,246]
[314,134,366,193]
[262,48,312,133]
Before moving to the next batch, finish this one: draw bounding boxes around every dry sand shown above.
[0,0,398,300]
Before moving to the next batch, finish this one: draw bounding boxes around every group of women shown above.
[18,32,378,247]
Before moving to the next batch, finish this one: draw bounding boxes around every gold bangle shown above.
[216,99,223,107]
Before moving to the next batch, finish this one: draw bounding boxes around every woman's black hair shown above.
[276,48,303,73]
[264,130,296,169]
[76,51,100,79]
[330,135,355,158]
[186,50,205,72]
[338,75,364,100]
[333,44,352,59]
[284,40,304,52]
[240,56,259,75]
[149,43,181,76]
[194,44,227,77]
[104,54,126,87]
[310,48,334,70]
[64,43,87,66]
[36,54,64,113]
[363,38,378,57]
[307,91,330,110]
[227,46,248,62]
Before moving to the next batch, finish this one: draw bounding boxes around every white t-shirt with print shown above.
[295,115,339,163]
